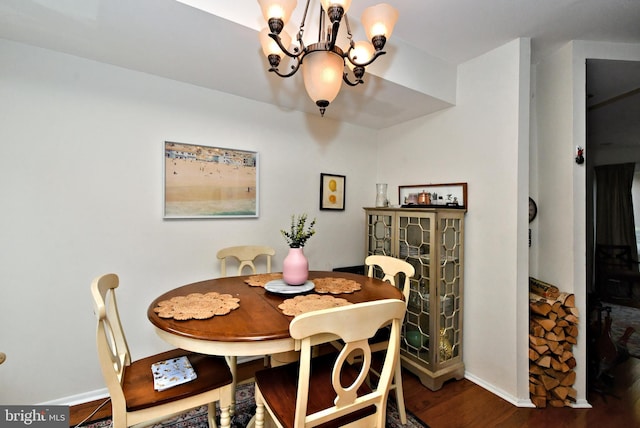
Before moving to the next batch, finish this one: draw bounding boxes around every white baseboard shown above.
[570,399,592,409]
[40,388,109,406]
[464,372,592,409]
[464,372,536,408]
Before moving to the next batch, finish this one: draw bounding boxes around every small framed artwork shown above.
[164,141,259,218]
[320,173,346,211]
[398,182,467,210]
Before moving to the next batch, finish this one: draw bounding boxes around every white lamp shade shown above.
[347,40,375,68]
[259,27,292,58]
[257,0,297,26]
[320,0,352,15]
[302,50,344,104]
[361,3,399,40]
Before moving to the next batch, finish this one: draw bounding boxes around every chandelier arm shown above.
[268,33,305,59]
[327,20,340,50]
[344,15,353,41]
[269,60,301,78]
[346,50,386,68]
[299,0,311,31]
[295,0,311,47]
[343,72,363,87]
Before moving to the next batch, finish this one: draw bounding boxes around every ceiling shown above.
[587,59,640,149]
[1,0,639,130]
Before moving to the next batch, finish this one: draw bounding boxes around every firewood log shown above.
[541,374,560,390]
[532,395,546,408]
[560,370,576,386]
[530,300,552,316]
[529,277,560,299]
[532,316,556,331]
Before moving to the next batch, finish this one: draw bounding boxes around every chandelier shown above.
[258,0,399,116]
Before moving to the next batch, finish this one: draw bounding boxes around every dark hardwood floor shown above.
[70,356,640,427]
[404,357,640,427]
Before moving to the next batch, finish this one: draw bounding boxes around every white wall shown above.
[533,40,640,406]
[0,39,379,404]
[376,39,532,404]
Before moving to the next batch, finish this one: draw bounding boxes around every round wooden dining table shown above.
[147,270,403,357]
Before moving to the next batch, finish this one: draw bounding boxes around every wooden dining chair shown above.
[216,245,275,277]
[254,299,406,428]
[91,273,233,428]
[365,254,415,424]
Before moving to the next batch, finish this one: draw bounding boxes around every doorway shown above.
[586,58,640,395]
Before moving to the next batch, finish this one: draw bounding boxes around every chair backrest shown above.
[365,255,415,305]
[216,245,275,276]
[90,273,130,409]
[289,299,406,427]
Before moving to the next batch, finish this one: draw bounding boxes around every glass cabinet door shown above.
[438,216,463,364]
[397,212,435,367]
[366,211,393,256]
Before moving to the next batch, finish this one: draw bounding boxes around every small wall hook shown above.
[575,146,584,165]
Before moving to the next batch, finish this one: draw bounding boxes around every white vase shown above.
[282,247,309,285]
[376,183,388,207]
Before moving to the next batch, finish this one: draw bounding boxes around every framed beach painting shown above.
[164,141,259,218]
[320,173,346,211]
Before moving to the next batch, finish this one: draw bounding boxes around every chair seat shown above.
[255,353,376,428]
[123,349,233,412]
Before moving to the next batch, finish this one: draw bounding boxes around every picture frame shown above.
[164,141,259,218]
[320,173,346,211]
[398,182,467,210]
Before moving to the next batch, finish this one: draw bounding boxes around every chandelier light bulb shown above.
[361,3,398,49]
[302,49,344,116]
[320,0,352,22]
[260,27,292,67]
[258,0,297,33]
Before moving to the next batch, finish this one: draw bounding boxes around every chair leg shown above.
[225,355,237,416]
[207,402,217,428]
[218,401,231,428]
[255,389,265,428]
[111,408,126,428]
[393,361,407,425]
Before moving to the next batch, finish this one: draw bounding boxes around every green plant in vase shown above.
[281,214,316,248]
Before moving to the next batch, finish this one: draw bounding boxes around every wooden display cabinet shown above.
[365,207,465,390]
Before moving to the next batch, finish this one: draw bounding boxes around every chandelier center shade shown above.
[258,0,399,116]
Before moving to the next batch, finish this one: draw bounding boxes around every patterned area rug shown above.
[608,303,640,358]
[83,381,429,428]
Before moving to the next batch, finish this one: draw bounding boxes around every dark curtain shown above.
[595,163,637,259]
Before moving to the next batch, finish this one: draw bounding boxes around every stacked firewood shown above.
[528,277,579,408]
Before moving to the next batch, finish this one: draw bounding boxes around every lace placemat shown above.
[313,277,362,294]
[153,292,240,320]
[245,273,283,287]
[278,294,352,317]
